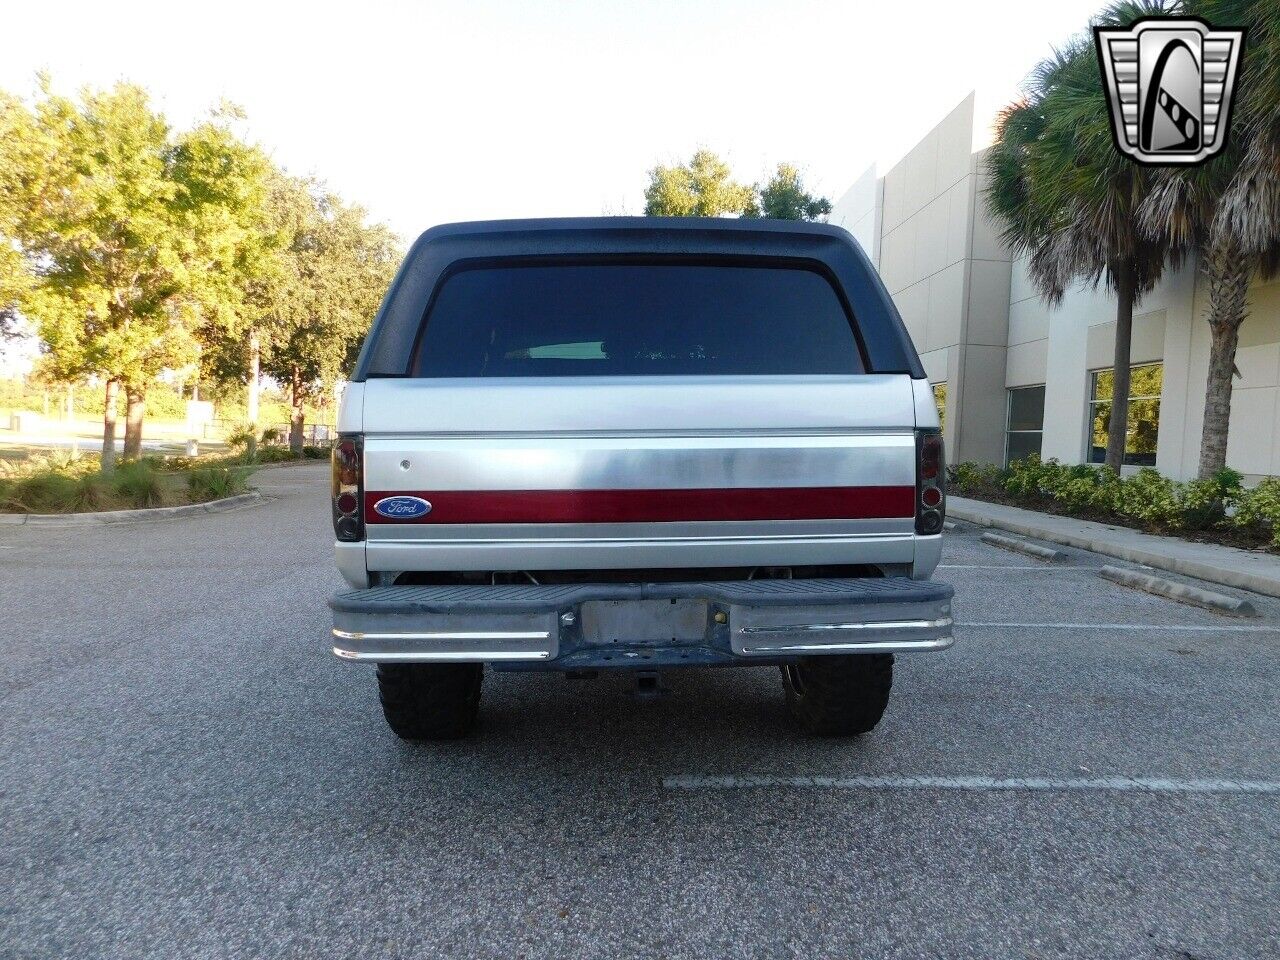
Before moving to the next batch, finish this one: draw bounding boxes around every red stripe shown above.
[365,486,915,524]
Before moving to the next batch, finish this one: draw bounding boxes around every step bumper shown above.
[329,577,954,668]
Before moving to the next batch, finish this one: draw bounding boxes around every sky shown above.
[3,0,1106,244]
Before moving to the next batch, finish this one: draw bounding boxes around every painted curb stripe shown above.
[363,486,916,524]
[959,621,1280,633]
[663,775,1280,794]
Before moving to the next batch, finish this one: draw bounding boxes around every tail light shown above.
[332,434,364,542]
[915,429,945,535]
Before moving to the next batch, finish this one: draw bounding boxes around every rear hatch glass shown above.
[412,262,865,377]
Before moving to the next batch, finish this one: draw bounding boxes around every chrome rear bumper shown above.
[329,577,953,667]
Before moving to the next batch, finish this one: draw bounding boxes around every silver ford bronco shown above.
[329,218,951,739]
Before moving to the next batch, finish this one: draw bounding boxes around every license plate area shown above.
[579,599,709,647]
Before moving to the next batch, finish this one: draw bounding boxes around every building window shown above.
[1005,385,1045,465]
[932,382,947,432]
[1088,363,1162,466]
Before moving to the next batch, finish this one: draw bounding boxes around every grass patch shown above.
[187,466,250,501]
[0,453,259,514]
[109,460,166,508]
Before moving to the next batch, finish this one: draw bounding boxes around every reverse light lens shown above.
[918,510,943,535]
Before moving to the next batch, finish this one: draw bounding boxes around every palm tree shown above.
[1139,0,1280,477]
[986,2,1176,472]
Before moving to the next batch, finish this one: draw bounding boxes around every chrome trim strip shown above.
[369,530,915,546]
[364,533,915,572]
[333,647,552,662]
[332,628,549,641]
[735,617,954,655]
[738,616,953,635]
[737,637,954,655]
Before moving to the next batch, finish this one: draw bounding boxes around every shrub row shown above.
[949,456,1280,547]
[0,453,251,514]
[224,424,329,462]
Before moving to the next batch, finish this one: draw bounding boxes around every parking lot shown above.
[2,462,1277,959]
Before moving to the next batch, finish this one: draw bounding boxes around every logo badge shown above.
[1096,17,1245,166]
[372,495,433,520]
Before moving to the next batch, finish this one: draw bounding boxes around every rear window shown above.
[412,262,864,377]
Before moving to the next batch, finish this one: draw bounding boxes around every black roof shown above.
[352,217,925,379]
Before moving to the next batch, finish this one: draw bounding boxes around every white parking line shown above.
[939,564,1092,570]
[959,621,1279,633]
[663,775,1280,795]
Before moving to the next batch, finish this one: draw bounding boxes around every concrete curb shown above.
[950,497,1280,599]
[980,531,1066,562]
[0,491,263,527]
[1099,565,1258,617]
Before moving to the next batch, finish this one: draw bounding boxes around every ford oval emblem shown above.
[373,495,432,520]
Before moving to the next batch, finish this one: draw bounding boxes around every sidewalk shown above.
[949,496,1280,599]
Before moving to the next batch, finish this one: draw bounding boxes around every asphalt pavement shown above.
[2,463,1277,959]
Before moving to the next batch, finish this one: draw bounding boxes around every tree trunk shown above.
[102,379,119,471]
[289,366,305,457]
[1104,264,1136,473]
[246,333,261,459]
[1198,245,1250,478]
[123,386,146,459]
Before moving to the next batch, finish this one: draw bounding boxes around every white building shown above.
[830,93,1280,482]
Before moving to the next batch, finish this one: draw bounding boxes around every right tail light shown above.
[915,429,945,535]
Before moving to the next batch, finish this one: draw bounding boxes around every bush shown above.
[1176,478,1231,530]
[1112,468,1182,527]
[0,454,103,513]
[3,470,101,513]
[226,423,256,452]
[948,461,1004,497]
[187,466,250,501]
[951,455,1280,548]
[109,460,165,508]
[1234,477,1280,546]
[302,444,327,459]
[0,450,262,514]
[260,426,282,446]
[1053,466,1119,513]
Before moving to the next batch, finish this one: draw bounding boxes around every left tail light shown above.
[915,429,945,535]
[332,434,364,542]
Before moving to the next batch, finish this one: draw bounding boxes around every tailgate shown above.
[358,375,919,573]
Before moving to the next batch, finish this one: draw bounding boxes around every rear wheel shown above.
[376,663,483,740]
[781,654,893,736]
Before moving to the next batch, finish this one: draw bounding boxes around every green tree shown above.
[0,98,31,340]
[985,1,1173,472]
[749,163,831,221]
[0,81,271,466]
[256,180,398,454]
[0,81,180,466]
[643,150,758,217]
[1139,0,1280,477]
[172,115,280,456]
[198,169,299,455]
